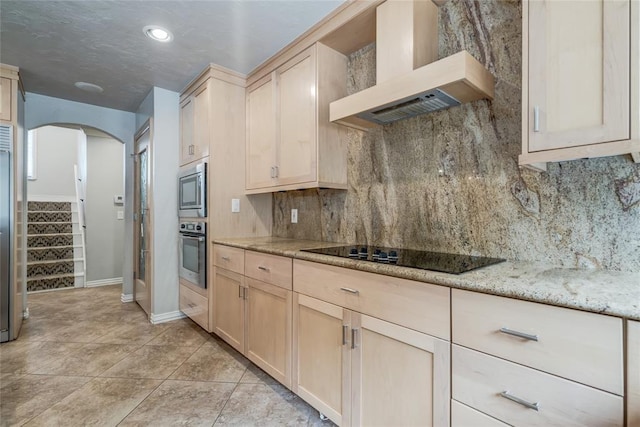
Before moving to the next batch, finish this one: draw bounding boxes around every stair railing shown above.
[73,164,87,286]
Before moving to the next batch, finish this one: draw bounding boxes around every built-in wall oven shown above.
[178,161,206,218]
[178,221,206,289]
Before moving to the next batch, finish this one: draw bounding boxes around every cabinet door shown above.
[0,77,11,122]
[212,267,245,353]
[277,47,317,186]
[350,313,450,427]
[193,82,210,160]
[246,278,292,387]
[179,97,194,165]
[293,293,351,426]
[246,76,276,190]
[527,0,629,151]
[629,320,640,427]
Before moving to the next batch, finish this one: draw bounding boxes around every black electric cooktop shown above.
[301,245,504,274]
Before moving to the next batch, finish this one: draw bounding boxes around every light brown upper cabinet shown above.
[246,42,348,193]
[180,80,210,166]
[520,0,640,170]
[0,77,12,122]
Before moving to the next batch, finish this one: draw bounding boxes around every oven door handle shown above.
[180,235,205,242]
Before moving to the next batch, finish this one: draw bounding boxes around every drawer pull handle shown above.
[351,328,358,349]
[340,287,359,295]
[500,391,539,411]
[258,266,270,272]
[342,325,348,346]
[221,256,230,261]
[499,327,538,342]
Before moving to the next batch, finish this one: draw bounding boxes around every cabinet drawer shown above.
[293,260,450,339]
[179,283,209,331]
[451,400,509,427]
[452,345,623,427]
[213,244,245,274]
[245,251,292,290]
[452,289,623,395]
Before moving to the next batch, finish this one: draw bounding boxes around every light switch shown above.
[291,209,298,224]
[231,198,240,213]
[117,211,124,220]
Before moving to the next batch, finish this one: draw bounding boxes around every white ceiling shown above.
[0,0,344,112]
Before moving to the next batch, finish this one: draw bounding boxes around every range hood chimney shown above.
[330,0,495,130]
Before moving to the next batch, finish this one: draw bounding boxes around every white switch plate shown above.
[291,208,298,224]
[231,198,240,213]
[117,211,124,220]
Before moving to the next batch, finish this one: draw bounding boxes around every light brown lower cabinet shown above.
[212,249,293,388]
[452,345,623,427]
[293,292,450,427]
[451,400,508,427]
[245,277,292,387]
[629,320,640,427]
[212,266,245,353]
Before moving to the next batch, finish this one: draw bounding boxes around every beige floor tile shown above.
[31,343,138,377]
[170,339,249,383]
[23,377,161,427]
[93,322,171,346]
[215,383,313,426]
[0,374,91,426]
[0,372,24,388]
[119,380,235,427]
[0,341,85,374]
[146,322,210,347]
[42,321,122,343]
[100,344,198,380]
[239,363,279,385]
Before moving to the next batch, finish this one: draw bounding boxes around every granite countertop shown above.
[213,237,640,321]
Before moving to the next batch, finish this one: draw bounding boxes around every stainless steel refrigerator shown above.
[1,124,13,343]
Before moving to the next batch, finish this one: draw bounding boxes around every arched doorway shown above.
[25,124,126,295]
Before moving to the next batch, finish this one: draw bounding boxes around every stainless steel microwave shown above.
[178,161,206,218]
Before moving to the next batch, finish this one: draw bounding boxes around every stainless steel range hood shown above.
[329,0,495,130]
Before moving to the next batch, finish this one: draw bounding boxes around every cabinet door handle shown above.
[270,166,275,178]
[221,256,230,261]
[500,391,540,411]
[342,325,348,346]
[533,106,540,132]
[258,266,270,272]
[340,287,359,295]
[187,303,196,308]
[499,327,538,342]
[238,286,243,299]
[274,165,279,178]
[243,287,248,300]
[351,328,358,349]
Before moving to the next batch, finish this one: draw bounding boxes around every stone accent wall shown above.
[272,0,640,271]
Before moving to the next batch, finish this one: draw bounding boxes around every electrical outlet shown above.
[117,211,124,220]
[231,198,240,213]
[291,209,298,224]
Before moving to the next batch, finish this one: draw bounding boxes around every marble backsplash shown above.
[272,0,640,272]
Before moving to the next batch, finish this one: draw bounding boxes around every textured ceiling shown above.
[0,0,343,112]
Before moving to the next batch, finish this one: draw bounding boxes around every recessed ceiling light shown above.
[74,82,104,93]
[143,25,173,42]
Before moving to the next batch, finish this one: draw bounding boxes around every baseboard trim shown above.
[28,195,76,203]
[121,293,134,303]
[150,310,186,324]
[86,278,122,287]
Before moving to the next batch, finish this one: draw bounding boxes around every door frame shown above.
[133,119,153,316]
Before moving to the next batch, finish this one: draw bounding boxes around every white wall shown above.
[85,135,124,282]
[25,93,136,296]
[27,126,80,198]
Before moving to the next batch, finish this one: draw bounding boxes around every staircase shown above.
[26,200,86,292]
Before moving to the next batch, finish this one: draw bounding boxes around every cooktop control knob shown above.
[196,225,202,231]
[180,224,186,229]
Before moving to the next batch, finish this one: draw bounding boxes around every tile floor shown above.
[0,285,335,426]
